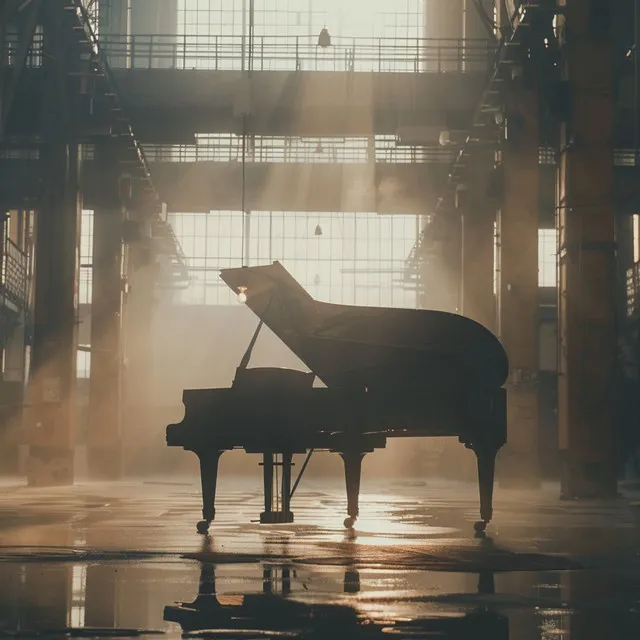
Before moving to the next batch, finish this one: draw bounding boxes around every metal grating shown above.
[1,238,28,310]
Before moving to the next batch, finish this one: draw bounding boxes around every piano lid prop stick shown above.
[289,449,315,500]
[238,319,264,372]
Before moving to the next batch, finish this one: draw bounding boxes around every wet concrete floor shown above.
[0,476,639,638]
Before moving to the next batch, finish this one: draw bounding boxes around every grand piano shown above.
[167,261,508,534]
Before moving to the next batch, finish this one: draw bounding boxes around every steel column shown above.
[25,1,82,485]
[26,140,81,485]
[497,82,540,485]
[122,231,156,470]
[87,144,124,479]
[461,157,497,332]
[557,0,617,498]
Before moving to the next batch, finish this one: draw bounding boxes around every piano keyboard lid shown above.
[220,262,508,389]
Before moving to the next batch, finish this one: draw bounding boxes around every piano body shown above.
[167,261,508,534]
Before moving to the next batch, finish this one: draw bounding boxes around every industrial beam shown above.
[25,0,81,485]
[122,232,156,473]
[497,80,540,486]
[87,143,125,479]
[557,0,617,498]
[26,139,81,485]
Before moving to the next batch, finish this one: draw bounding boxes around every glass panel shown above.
[170,210,418,308]
[538,229,558,287]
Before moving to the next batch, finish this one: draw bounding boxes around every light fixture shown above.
[314,224,323,236]
[317,27,331,48]
[237,286,248,304]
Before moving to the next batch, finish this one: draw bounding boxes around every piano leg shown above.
[340,451,365,529]
[196,450,224,535]
[471,444,497,533]
[281,452,293,521]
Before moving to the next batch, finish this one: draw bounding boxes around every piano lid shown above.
[220,262,508,389]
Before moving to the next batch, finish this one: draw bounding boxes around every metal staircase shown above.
[405,1,556,281]
[71,0,190,287]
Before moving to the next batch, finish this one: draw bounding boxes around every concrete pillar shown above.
[123,236,156,473]
[497,81,540,486]
[87,145,124,479]
[26,140,81,486]
[461,158,497,332]
[557,0,617,498]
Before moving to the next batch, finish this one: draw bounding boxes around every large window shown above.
[178,0,424,41]
[170,210,419,308]
[175,0,425,72]
[538,228,557,287]
[78,210,94,379]
[79,210,94,305]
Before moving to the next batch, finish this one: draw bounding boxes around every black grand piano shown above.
[167,261,508,534]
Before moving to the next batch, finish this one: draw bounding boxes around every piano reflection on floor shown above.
[163,561,509,639]
[167,262,509,534]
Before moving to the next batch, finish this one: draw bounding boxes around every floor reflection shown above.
[1,480,640,638]
[164,560,509,639]
[1,556,640,639]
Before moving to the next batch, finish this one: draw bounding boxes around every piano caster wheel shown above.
[196,520,210,535]
[344,517,356,529]
[474,520,487,533]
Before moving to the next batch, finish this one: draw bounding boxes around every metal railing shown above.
[4,29,43,68]
[98,33,495,74]
[1,238,28,310]
[141,135,455,165]
[404,1,547,275]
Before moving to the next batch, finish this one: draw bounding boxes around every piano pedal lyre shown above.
[259,452,295,524]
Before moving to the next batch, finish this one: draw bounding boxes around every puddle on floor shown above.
[0,559,639,639]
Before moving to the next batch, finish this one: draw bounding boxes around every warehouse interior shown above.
[0,0,639,637]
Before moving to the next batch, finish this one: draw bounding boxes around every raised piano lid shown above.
[220,261,508,390]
